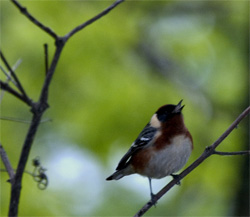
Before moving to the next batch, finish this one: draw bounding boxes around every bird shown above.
[106,100,193,202]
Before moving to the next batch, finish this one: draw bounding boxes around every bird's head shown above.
[156,100,184,122]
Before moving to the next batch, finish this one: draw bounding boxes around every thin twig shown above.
[213,150,250,156]
[0,52,20,86]
[44,44,49,75]
[10,59,22,74]
[134,106,250,217]
[0,51,32,105]
[38,43,65,107]
[0,66,17,86]
[0,168,32,177]
[0,81,32,106]
[0,58,22,87]
[11,0,58,39]
[0,144,15,183]
[64,0,125,40]
[1,166,48,190]
[0,59,22,103]
[0,116,52,124]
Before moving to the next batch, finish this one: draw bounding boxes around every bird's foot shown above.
[149,193,158,207]
[171,174,181,185]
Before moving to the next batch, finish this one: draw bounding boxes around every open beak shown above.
[173,99,184,113]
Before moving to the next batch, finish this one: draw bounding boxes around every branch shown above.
[44,44,49,75]
[0,116,52,124]
[64,0,125,40]
[9,112,43,217]
[0,65,17,86]
[134,106,250,217]
[0,58,22,86]
[38,0,126,106]
[0,59,22,103]
[8,1,125,216]
[0,144,15,183]
[213,150,250,156]
[0,51,32,105]
[0,168,32,177]
[38,43,65,107]
[0,80,32,106]
[11,0,58,39]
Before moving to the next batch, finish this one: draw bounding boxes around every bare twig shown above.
[64,0,125,40]
[0,116,52,124]
[0,168,32,177]
[7,0,125,216]
[0,81,32,106]
[0,65,17,86]
[38,43,65,108]
[44,44,49,75]
[0,58,22,85]
[213,150,250,156]
[10,59,22,74]
[11,0,58,39]
[0,59,22,103]
[0,144,15,183]
[134,106,250,217]
[0,51,32,105]
[0,53,19,86]
[9,112,43,216]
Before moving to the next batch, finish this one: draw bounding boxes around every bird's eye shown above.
[157,112,167,122]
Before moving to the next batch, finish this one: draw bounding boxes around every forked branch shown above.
[11,0,58,39]
[0,51,32,106]
[0,81,31,106]
[2,1,125,217]
[64,0,125,40]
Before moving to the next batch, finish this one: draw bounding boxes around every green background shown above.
[0,0,249,216]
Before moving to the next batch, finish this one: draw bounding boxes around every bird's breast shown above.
[134,134,193,179]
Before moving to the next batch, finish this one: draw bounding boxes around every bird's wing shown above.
[116,123,158,170]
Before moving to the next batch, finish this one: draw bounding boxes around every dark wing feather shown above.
[116,123,158,170]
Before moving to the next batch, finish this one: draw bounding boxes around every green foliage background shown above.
[0,1,249,216]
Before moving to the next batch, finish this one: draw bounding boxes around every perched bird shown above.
[106,100,193,201]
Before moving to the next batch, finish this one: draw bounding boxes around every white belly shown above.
[144,135,192,178]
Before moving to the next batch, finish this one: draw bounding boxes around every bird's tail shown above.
[106,170,125,181]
